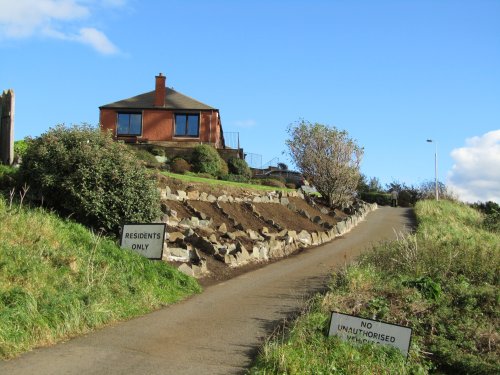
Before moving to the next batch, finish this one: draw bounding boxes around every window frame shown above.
[116,112,143,136]
[174,113,200,138]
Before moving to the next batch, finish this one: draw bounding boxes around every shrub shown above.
[0,164,18,192]
[260,178,286,188]
[170,158,192,174]
[20,124,160,233]
[483,211,500,233]
[128,146,163,168]
[14,140,28,163]
[285,183,296,189]
[359,192,391,206]
[227,157,252,178]
[149,146,165,157]
[191,145,227,177]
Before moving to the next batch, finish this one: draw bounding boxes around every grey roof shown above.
[100,87,216,110]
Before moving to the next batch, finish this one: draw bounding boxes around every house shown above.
[100,74,240,158]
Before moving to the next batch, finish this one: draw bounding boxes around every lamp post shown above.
[426,139,438,201]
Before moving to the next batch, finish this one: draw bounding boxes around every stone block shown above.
[207,194,217,202]
[187,190,200,200]
[217,195,229,202]
[311,232,319,245]
[224,231,236,240]
[280,197,290,206]
[297,230,312,245]
[168,231,185,242]
[217,223,228,233]
[177,190,187,200]
[178,263,194,277]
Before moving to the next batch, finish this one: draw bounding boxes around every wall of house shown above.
[143,110,173,140]
[99,108,221,146]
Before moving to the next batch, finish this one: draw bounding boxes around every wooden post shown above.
[0,89,15,165]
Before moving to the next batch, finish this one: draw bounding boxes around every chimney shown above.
[154,73,166,107]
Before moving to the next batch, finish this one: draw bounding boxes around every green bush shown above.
[20,124,160,233]
[227,157,252,178]
[359,192,391,206]
[191,145,227,177]
[13,140,28,163]
[260,178,286,188]
[0,165,18,192]
[170,158,192,174]
[127,146,163,168]
[483,211,500,233]
[149,146,165,157]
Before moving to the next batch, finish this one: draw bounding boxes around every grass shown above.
[250,200,500,374]
[162,171,296,192]
[0,195,201,359]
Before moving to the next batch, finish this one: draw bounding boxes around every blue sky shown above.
[1,0,499,202]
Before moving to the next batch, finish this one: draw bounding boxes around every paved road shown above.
[1,207,414,375]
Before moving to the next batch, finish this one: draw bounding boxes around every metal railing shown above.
[245,153,262,169]
[223,132,240,150]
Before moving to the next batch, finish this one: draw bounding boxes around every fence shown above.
[245,153,262,169]
[223,132,240,150]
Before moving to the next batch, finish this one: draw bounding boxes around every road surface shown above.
[0,207,414,375]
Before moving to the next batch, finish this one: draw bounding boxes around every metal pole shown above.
[434,142,439,201]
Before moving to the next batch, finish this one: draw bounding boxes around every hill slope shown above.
[0,197,201,359]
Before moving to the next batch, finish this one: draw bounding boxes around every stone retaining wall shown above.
[159,187,377,278]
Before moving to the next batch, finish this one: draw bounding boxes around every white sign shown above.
[120,224,166,260]
[329,312,412,357]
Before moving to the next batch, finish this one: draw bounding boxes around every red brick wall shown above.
[99,108,221,145]
[99,109,116,135]
[143,110,172,140]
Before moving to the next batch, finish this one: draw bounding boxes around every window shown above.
[117,113,142,136]
[175,114,199,137]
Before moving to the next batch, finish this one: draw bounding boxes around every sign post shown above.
[120,223,166,260]
[329,312,412,357]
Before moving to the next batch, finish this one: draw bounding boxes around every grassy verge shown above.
[0,196,201,359]
[162,171,295,192]
[250,200,499,374]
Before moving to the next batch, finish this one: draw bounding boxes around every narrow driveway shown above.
[1,207,414,375]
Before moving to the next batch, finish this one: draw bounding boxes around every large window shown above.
[117,113,142,136]
[175,114,199,137]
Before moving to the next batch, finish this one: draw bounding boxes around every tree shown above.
[418,180,455,201]
[277,162,288,170]
[286,120,363,207]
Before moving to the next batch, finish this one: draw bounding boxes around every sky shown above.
[0,0,499,203]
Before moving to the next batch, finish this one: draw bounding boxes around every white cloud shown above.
[234,119,257,128]
[448,130,500,203]
[75,27,118,54]
[0,0,120,54]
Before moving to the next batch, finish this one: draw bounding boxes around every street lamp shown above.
[426,139,439,201]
